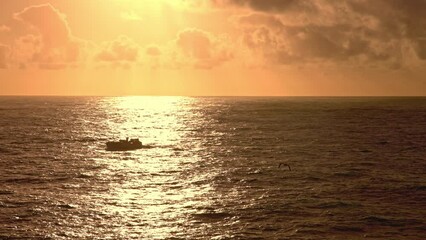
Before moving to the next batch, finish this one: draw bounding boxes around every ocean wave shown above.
[192,212,233,220]
[362,216,422,227]
[0,190,14,195]
[1,96,425,239]
[0,147,11,153]
[313,201,359,209]
[331,225,364,232]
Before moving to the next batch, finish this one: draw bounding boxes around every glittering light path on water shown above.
[0,96,425,239]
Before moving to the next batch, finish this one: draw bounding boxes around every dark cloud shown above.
[227,0,426,66]
[416,39,426,60]
[176,28,233,69]
[238,15,382,65]
[349,0,426,60]
[215,0,315,13]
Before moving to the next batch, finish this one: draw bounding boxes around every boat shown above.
[106,138,143,151]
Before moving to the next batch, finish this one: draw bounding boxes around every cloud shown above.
[0,44,10,68]
[214,0,426,68]
[0,25,11,32]
[416,39,426,60]
[38,63,68,70]
[143,45,163,69]
[348,0,426,60]
[95,35,140,66]
[11,34,42,68]
[175,28,233,69]
[238,14,381,65]
[215,0,315,13]
[146,45,162,56]
[13,3,86,69]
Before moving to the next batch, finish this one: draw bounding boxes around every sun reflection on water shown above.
[91,96,216,238]
[104,96,188,146]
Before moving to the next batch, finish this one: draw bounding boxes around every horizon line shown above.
[0,94,425,98]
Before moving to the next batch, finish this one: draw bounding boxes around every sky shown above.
[0,0,425,96]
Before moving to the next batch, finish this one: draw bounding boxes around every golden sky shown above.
[0,0,425,96]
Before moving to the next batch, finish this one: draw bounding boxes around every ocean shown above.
[0,96,425,239]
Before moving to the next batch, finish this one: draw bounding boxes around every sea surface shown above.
[0,96,425,239]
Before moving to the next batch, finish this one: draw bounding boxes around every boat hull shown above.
[106,142,143,151]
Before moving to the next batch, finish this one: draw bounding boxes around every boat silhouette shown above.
[106,138,143,151]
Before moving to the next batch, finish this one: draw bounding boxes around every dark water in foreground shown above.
[0,96,425,239]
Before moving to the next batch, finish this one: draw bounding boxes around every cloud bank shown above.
[215,0,426,67]
[0,1,425,71]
